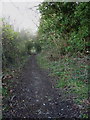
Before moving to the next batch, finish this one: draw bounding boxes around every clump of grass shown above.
[2,87,8,97]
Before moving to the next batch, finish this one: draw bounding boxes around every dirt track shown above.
[3,55,80,118]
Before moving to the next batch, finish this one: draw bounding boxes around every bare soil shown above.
[3,55,80,119]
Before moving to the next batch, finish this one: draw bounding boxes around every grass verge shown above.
[37,52,89,118]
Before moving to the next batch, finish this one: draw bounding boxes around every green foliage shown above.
[25,41,33,54]
[34,42,41,53]
[38,2,90,55]
[2,87,8,96]
[25,41,41,54]
[2,19,29,71]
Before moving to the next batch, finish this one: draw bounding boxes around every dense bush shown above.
[2,19,30,72]
[38,2,90,56]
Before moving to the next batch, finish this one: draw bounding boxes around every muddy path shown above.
[3,55,80,119]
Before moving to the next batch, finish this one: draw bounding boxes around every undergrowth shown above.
[2,55,29,113]
[37,52,89,118]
